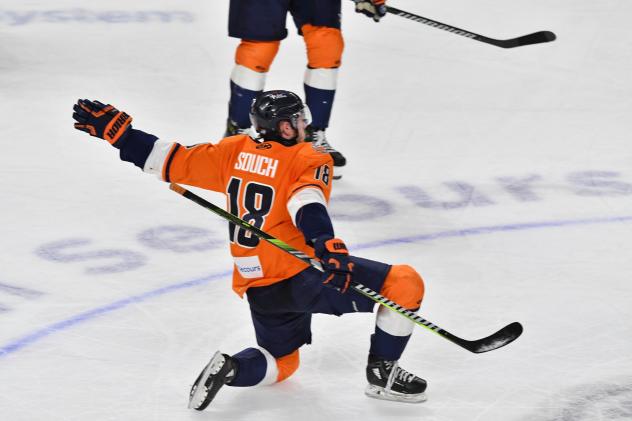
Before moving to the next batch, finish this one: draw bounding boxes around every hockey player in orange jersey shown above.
[72,90,427,407]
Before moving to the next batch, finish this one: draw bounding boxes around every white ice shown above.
[1,1,632,420]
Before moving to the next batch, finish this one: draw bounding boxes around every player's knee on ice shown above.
[275,349,300,383]
[258,347,300,385]
[229,347,300,387]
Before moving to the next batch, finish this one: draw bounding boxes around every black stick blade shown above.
[462,322,524,353]
[497,31,557,48]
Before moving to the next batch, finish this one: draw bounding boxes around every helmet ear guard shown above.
[249,90,310,145]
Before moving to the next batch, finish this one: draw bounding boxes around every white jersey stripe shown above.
[287,187,328,226]
[143,140,176,180]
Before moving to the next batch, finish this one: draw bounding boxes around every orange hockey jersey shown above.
[143,134,334,296]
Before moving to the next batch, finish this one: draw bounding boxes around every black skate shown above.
[188,351,237,410]
[224,118,252,137]
[305,126,346,167]
[365,357,427,403]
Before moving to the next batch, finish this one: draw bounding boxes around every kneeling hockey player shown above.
[72,90,427,407]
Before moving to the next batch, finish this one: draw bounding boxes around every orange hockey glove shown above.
[73,99,132,146]
[354,0,387,22]
[314,236,354,293]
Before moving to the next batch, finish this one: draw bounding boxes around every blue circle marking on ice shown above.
[353,215,632,250]
[0,271,231,358]
[1,214,632,359]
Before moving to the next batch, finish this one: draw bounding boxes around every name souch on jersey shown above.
[144,134,334,296]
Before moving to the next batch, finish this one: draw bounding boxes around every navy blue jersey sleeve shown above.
[295,202,334,245]
[115,128,158,169]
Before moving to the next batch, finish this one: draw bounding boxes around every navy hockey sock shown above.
[369,326,412,361]
[304,84,335,129]
[229,81,261,128]
[228,347,268,387]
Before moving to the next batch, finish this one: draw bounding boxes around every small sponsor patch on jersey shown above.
[234,255,264,278]
[256,142,272,149]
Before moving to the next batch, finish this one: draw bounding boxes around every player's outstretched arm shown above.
[72,99,159,170]
[72,98,230,191]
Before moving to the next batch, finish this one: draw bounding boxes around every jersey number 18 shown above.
[226,177,275,247]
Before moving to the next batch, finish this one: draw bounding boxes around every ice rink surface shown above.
[1,1,632,420]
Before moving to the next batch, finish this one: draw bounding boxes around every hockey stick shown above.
[169,183,523,353]
[386,5,556,49]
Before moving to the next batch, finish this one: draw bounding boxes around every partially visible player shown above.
[225,0,388,169]
[72,89,427,408]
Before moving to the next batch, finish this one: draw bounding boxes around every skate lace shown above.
[394,366,416,384]
[384,361,416,386]
[311,130,337,153]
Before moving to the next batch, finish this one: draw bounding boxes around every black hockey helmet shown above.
[249,90,311,145]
